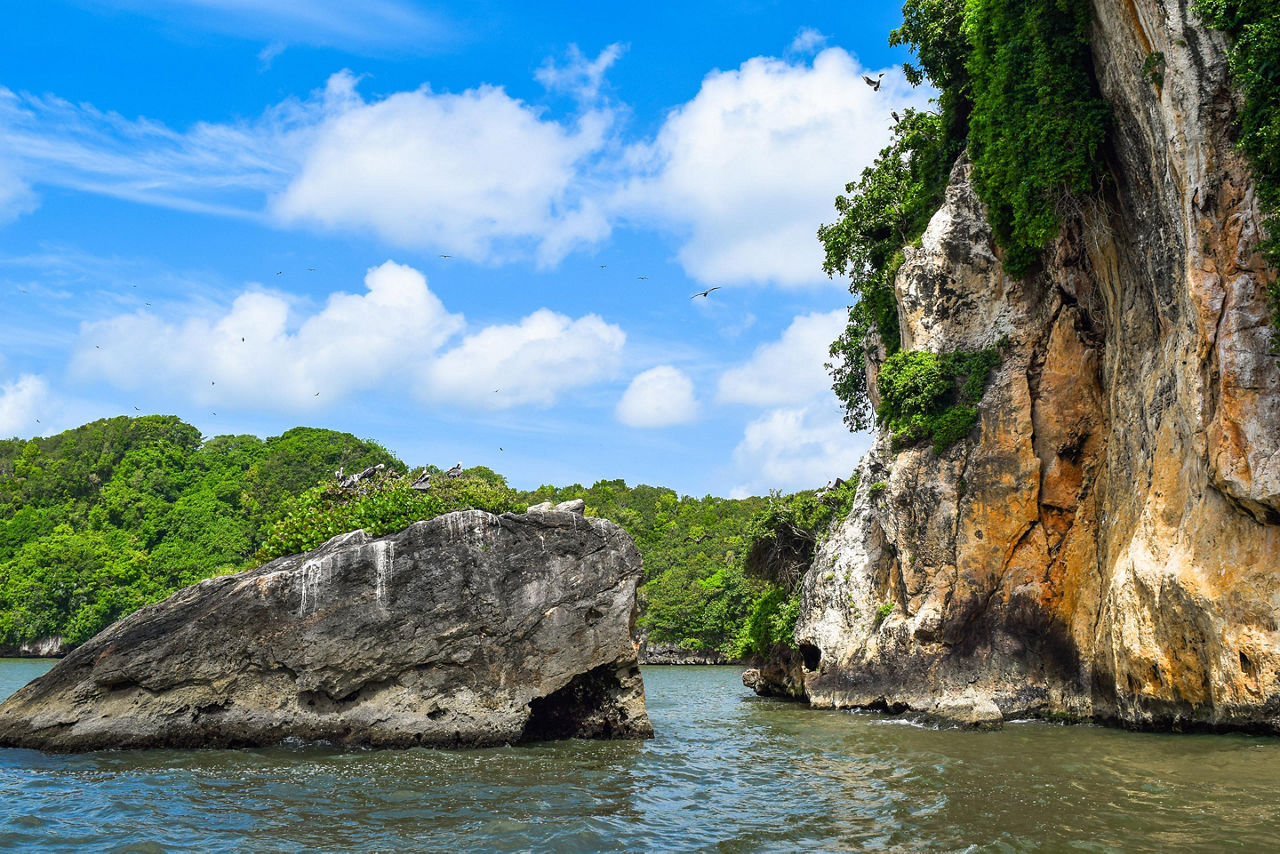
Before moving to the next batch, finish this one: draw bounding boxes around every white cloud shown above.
[70,260,463,410]
[730,403,869,496]
[787,27,828,55]
[616,365,698,428]
[619,47,927,286]
[0,375,52,436]
[273,72,615,265]
[0,44,928,284]
[536,44,626,102]
[0,161,37,224]
[69,260,626,413]
[718,309,845,405]
[422,309,625,409]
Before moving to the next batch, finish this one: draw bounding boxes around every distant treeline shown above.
[0,416,853,659]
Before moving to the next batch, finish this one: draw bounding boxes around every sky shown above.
[0,0,929,499]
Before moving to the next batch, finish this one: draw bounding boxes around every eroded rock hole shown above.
[522,664,624,742]
[1240,650,1257,678]
[799,642,822,671]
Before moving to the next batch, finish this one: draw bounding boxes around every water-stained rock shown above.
[0,509,653,752]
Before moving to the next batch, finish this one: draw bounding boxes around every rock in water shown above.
[0,509,653,752]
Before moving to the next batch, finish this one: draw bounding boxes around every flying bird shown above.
[863,72,884,91]
[439,254,451,259]
[599,265,607,269]
[691,286,721,299]
[134,406,140,411]
[307,268,316,272]
[637,276,648,280]
[314,392,319,396]
[276,271,283,275]
[891,110,901,124]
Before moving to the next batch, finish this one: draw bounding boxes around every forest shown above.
[0,416,853,660]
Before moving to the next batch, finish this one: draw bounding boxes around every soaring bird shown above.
[891,110,901,124]
[863,72,884,91]
[276,271,283,275]
[691,286,721,299]
[445,462,463,478]
[439,254,452,259]
[637,276,648,280]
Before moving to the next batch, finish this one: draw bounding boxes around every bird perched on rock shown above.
[863,72,884,91]
[445,462,463,478]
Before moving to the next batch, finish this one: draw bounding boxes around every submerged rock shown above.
[0,509,653,752]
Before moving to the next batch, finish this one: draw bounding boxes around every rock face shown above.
[0,509,653,751]
[0,637,68,658]
[784,1,1280,731]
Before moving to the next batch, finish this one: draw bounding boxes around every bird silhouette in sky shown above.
[276,271,283,275]
[134,406,140,411]
[891,110,901,124]
[307,267,316,272]
[691,286,721,299]
[600,265,607,269]
[637,276,648,280]
[314,392,319,396]
[863,72,884,91]
[439,254,451,259]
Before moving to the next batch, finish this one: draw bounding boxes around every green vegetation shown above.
[1194,0,1280,327]
[0,417,398,646]
[823,0,1108,425]
[875,601,895,623]
[963,0,1110,277]
[522,480,768,656]
[256,466,521,562]
[875,346,1002,453]
[0,416,867,661]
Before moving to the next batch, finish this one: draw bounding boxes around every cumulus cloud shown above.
[615,365,698,428]
[730,403,869,496]
[718,309,845,405]
[70,260,463,409]
[422,309,625,409]
[69,261,624,413]
[0,375,52,436]
[619,47,927,286]
[273,71,614,264]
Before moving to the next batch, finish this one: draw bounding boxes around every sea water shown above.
[1,660,1278,851]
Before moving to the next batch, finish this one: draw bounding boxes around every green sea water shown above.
[1,660,1277,852]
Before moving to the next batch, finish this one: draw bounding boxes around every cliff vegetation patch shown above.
[876,346,1003,454]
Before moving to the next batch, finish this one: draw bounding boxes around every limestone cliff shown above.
[782,0,1280,731]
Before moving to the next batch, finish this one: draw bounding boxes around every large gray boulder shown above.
[0,509,653,752]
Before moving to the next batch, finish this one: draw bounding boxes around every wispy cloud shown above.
[83,0,448,53]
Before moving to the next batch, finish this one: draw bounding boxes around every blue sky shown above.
[0,0,927,498]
